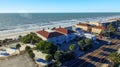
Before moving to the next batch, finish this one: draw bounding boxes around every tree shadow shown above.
[99,52,109,56]
[87,55,101,62]
[62,58,95,67]
[78,62,96,67]
[87,55,110,64]
[102,47,117,53]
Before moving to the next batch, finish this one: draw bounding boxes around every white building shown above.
[84,33,97,40]
[36,27,77,44]
[36,29,65,45]
[55,27,76,43]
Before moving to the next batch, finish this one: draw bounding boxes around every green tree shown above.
[16,43,21,53]
[22,32,42,44]
[45,54,53,62]
[109,52,120,67]
[78,40,84,50]
[85,39,93,45]
[54,61,61,67]
[54,51,75,63]
[107,23,117,33]
[109,52,120,63]
[25,46,31,52]
[84,39,93,50]
[29,51,35,59]
[36,41,57,55]
[54,51,62,61]
[69,44,76,51]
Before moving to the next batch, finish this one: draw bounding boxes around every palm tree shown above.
[18,35,22,41]
[109,52,119,63]
[78,40,84,50]
[69,44,76,51]
[45,54,53,62]
[109,52,120,67]
[16,43,21,54]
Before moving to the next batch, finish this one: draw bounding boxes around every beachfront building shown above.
[75,23,106,34]
[91,26,106,34]
[99,20,119,28]
[86,21,101,26]
[36,30,65,45]
[74,23,90,32]
[87,19,120,28]
[55,27,76,43]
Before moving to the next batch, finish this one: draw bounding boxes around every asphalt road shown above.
[63,39,120,67]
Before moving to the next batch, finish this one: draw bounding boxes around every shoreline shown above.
[0,22,76,40]
[0,30,37,40]
[0,16,120,40]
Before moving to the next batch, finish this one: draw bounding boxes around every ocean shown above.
[0,13,120,36]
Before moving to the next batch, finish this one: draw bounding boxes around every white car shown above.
[107,41,111,45]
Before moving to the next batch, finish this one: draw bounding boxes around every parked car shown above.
[106,41,111,45]
[100,58,107,63]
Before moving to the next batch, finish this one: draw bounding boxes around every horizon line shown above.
[0,12,120,13]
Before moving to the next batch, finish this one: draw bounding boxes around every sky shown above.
[0,0,120,13]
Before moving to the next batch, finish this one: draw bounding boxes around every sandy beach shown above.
[0,30,37,40]
[0,23,74,40]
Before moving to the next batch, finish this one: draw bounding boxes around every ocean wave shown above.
[0,15,120,36]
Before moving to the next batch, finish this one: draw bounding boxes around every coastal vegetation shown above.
[54,51,75,63]
[28,50,35,59]
[69,44,76,51]
[36,41,57,55]
[107,23,117,33]
[99,23,117,38]
[107,23,117,37]
[78,39,93,51]
[21,32,42,44]
[99,30,110,37]
[25,46,31,52]
[54,61,61,67]
[109,52,120,67]
[25,46,35,59]
[45,54,53,62]
[16,43,21,53]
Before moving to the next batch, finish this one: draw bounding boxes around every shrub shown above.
[45,54,53,62]
[25,46,31,51]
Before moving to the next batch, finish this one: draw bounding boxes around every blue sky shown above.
[0,0,120,13]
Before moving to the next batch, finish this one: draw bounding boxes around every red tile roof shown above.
[76,23,89,27]
[55,27,75,35]
[37,30,63,39]
[92,26,106,30]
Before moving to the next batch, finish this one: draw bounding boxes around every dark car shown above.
[100,58,107,63]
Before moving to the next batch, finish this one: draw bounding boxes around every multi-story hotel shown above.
[74,23,90,31]
[87,19,120,28]
[91,26,106,34]
[75,23,106,34]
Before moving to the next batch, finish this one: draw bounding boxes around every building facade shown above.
[55,27,77,43]
[36,27,77,45]
[74,23,89,31]
[75,23,106,34]
[36,30,65,45]
[91,26,106,34]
